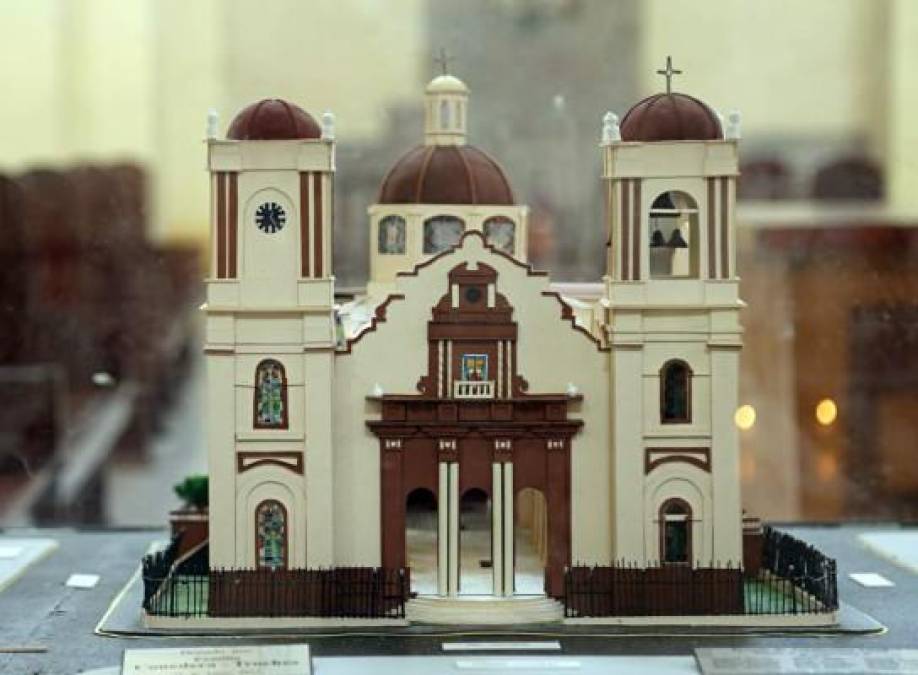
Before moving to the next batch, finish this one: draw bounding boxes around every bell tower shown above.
[203,98,337,570]
[601,60,745,569]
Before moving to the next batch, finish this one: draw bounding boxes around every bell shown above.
[652,192,676,210]
[650,229,667,247]
[668,228,688,248]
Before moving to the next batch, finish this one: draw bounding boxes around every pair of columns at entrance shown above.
[437,460,514,596]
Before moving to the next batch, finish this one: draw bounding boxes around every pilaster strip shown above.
[216,172,226,279]
[621,180,630,281]
[707,177,717,279]
[228,172,238,278]
[720,176,730,278]
[300,172,310,277]
[632,179,642,280]
[314,172,324,277]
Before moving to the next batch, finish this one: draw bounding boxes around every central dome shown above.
[378,145,515,205]
[620,92,722,142]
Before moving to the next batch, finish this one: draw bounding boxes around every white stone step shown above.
[406,595,565,625]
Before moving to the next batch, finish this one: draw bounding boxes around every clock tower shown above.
[203,98,337,570]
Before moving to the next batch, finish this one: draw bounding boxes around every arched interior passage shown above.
[405,487,438,595]
[515,487,548,595]
[459,487,492,595]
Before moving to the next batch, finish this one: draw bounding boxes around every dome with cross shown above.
[620,57,722,143]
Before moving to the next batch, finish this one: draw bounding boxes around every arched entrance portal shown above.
[515,487,547,595]
[405,488,438,595]
[459,488,492,595]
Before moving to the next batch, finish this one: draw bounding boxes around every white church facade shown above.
[200,68,747,610]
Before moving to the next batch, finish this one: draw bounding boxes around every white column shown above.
[438,462,449,596]
[448,462,460,596]
[502,462,514,596]
[491,462,503,595]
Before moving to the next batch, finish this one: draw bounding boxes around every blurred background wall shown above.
[1,0,917,526]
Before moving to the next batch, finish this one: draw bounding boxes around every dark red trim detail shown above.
[228,173,237,278]
[707,178,716,279]
[237,451,304,475]
[632,179,641,280]
[217,172,226,278]
[314,172,323,277]
[644,447,711,474]
[621,180,630,281]
[720,176,729,278]
[300,172,310,277]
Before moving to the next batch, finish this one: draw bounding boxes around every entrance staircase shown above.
[406,595,564,625]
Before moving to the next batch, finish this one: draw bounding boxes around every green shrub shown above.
[174,474,209,509]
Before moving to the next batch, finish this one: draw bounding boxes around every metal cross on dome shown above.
[656,55,683,94]
[434,48,454,75]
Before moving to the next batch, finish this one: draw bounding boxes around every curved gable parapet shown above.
[341,293,406,354]
[396,230,547,280]
[541,291,608,352]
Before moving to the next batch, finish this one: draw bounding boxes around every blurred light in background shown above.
[735,404,756,431]
[815,398,838,426]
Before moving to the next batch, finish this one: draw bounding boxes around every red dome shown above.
[226,99,321,140]
[620,93,722,142]
[379,145,514,205]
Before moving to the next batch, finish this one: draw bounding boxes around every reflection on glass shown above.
[423,215,464,254]
[378,215,406,254]
[483,216,515,254]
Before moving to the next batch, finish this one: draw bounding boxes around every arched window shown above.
[423,215,465,254]
[440,99,451,129]
[254,359,288,429]
[378,215,406,254]
[659,499,691,565]
[255,500,287,570]
[649,191,699,278]
[660,359,691,423]
[483,216,516,254]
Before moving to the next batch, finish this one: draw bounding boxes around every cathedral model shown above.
[156,58,817,628]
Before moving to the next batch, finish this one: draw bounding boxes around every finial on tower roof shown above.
[656,56,683,94]
[206,108,219,139]
[602,111,621,143]
[321,111,336,140]
[434,47,454,76]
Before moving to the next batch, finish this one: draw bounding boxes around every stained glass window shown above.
[460,353,488,381]
[661,360,691,423]
[254,359,287,428]
[661,500,690,564]
[256,500,287,570]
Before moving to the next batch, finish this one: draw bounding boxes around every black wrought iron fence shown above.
[761,525,838,612]
[142,565,409,619]
[564,528,838,618]
[140,533,182,612]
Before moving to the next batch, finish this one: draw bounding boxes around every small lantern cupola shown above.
[424,50,469,146]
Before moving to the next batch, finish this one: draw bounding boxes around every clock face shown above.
[255,202,286,234]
